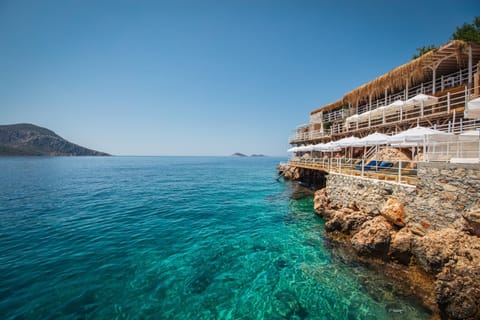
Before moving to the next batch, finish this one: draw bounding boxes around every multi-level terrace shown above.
[289,40,480,145]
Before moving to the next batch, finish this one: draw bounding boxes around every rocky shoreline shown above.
[278,163,480,319]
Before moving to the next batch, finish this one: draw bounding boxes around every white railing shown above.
[352,65,478,118]
[289,69,479,144]
[344,86,480,133]
[289,158,419,185]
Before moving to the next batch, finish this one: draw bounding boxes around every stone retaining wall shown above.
[412,162,480,229]
[325,163,480,230]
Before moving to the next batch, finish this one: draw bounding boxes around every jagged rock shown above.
[434,235,480,320]
[389,228,413,265]
[412,229,461,274]
[381,198,406,227]
[325,208,370,234]
[462,204,480,237]
[351,216,393,257]
[278,164,300,181]
[409,223,426,237]
[313,189,329,212]
[354,201,381,216]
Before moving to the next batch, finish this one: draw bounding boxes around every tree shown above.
[412,45,436,59]
[451,16,480,43]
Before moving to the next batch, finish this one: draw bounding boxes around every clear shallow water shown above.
[0,157,429,320]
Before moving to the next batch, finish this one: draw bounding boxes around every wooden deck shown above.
[289,160,418,186]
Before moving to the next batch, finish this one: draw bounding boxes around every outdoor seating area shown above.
[287,40,480,186]
[289,157,419,185]
[287,126,480,185]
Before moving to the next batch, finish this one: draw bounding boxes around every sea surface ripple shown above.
[0,157,429,319]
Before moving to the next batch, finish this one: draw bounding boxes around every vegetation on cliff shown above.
[0,123,110,156]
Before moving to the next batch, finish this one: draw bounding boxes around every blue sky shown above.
[1,0,478,156]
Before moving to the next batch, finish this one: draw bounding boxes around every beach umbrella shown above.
[353,132,390,147]
[389,126,450,160]
[404,94,438,108]
[333,136,361,147]
[380,100,404,119]
[312,142,341,152]
[352,132,390,158]
[466,97,480,119]
[287,146,298,153]
[387,100,405,109]
[333,136,361,158]
[388,126,448,144]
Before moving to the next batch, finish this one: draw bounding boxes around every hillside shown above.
[0,123,110,156]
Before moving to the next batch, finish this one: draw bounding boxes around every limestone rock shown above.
[389,228,413,265]
[351,216,393,257]
[412,229,460,274]
[324,208,370,234]
[381,198,406,227]
[313,189,329,213]
[409,223,426,237]
[434,235,480,320]
[462,204,480,237]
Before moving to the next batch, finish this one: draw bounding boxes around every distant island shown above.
[231,153,266,157]
[0,123,110,156]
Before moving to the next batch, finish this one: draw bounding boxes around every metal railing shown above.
[353,65,477,119]
[289,66,479,144]
[345,86,472,132]
[287,85,479,143]
[289,158,419,185]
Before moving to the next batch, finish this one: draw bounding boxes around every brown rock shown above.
[420,220,431,229]
[412,229,460,274]
[313,189,329,213]
[351,216,393,257]
[325,208,370,234]
[463,204,480,237]
[409,223,426,237]
[389,228,413,265]
[435,235,480,320]
[381,198,406,227]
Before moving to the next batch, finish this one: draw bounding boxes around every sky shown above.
[0,0,478,156]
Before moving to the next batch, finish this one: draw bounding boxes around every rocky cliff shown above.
[0,123,110,156]
[314,189,480,320]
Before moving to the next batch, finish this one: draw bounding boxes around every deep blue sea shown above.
[0,157,429,319]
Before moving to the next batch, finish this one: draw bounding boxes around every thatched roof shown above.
[311,100,343,115]
[337,40,478,106]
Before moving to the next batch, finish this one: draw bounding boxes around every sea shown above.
[0,156,430,320]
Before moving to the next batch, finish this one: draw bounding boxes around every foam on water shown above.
[0,157,429,319]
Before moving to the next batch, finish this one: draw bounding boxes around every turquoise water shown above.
[0,157,429,319]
